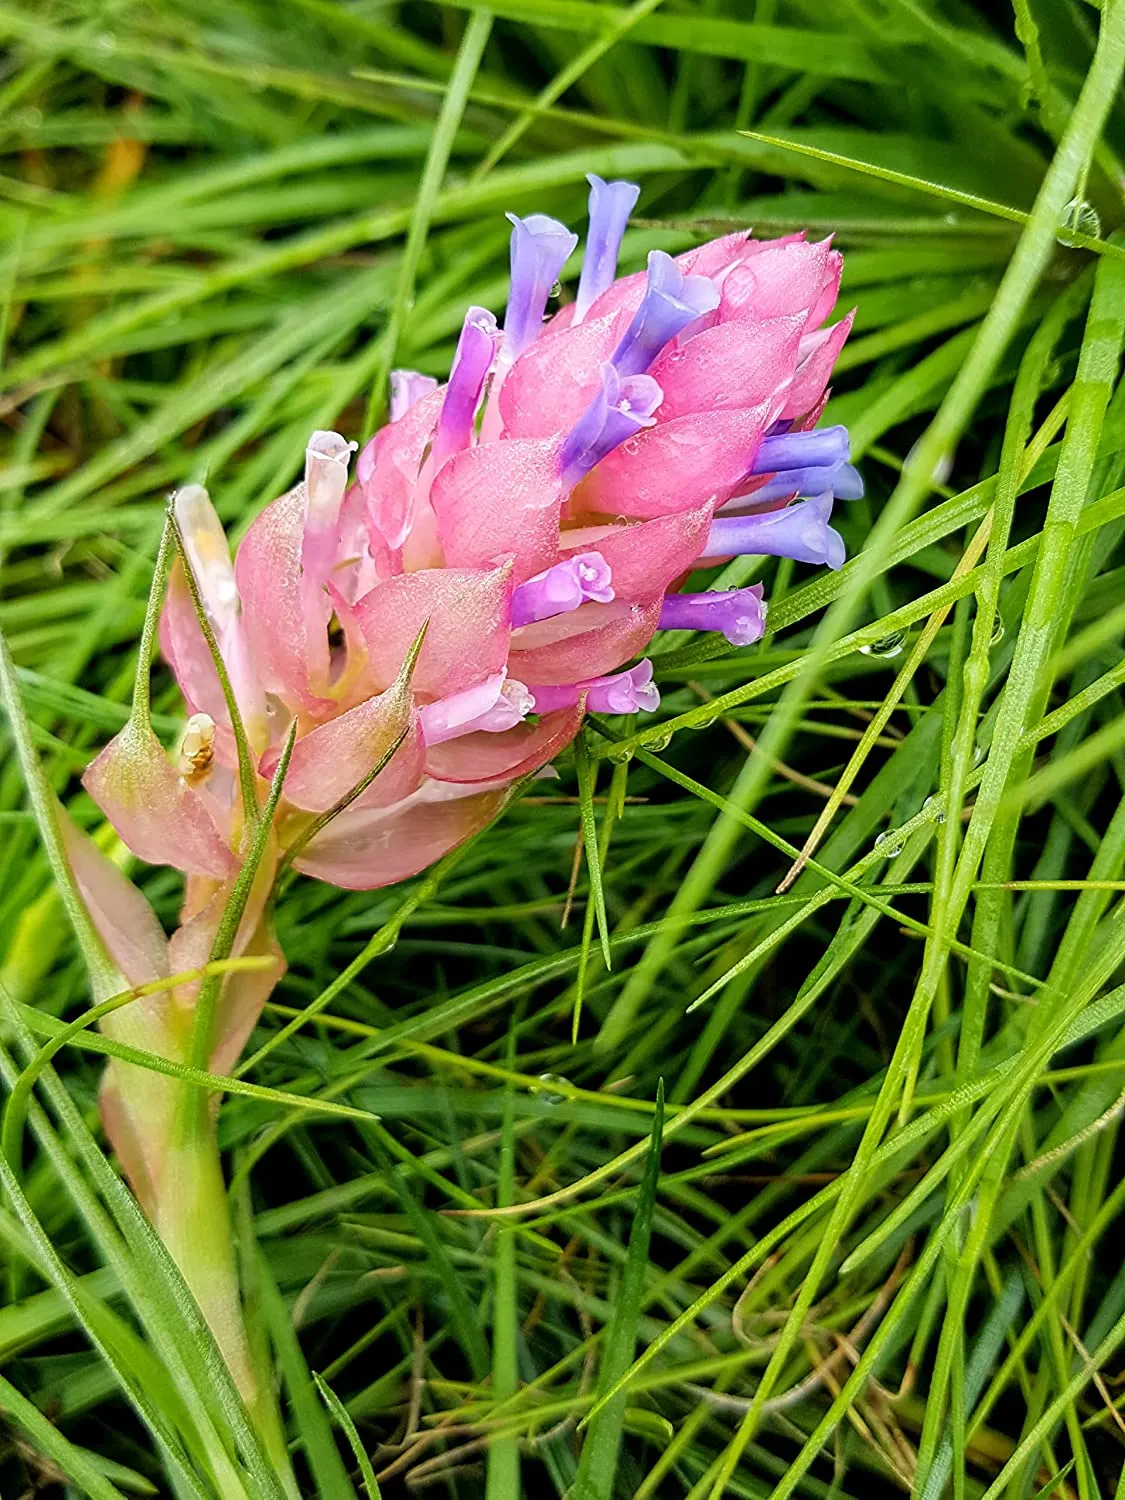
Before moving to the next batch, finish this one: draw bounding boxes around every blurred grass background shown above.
[4,1,1125,1497]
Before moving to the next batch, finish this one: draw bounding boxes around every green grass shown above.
[4,1,1125,1496]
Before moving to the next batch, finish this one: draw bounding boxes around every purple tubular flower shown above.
[502,213,579,362]
[419,673,534,745]
[529,659,660,715]
[432,307,498,469]
[751,424,850,475]
[574,175,641,322]
[700,492,846,569]
[611,251,720,378]
[511,553,614,627]
[560,364,663,486]
[390,369,439,422]
[723,460,864,510]
[659,585,766,645]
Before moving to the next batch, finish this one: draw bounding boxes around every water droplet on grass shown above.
[923,794,946,825]
[1057,197,1101,248]
[860,630,906,659]
[875,830,903,858]
[534,1073,569,1105]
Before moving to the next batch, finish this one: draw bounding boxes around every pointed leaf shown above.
[574,734,611,970]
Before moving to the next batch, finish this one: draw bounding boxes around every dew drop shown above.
[534,1073,569,1106]
[923,794,947,825]
[647,730,673,751]
[875,830,903,858]
[622,437,642,456]
[688,714,718,731]
[607,744,634,765]
[93,31,116,52]
[989,617,1005,646]
[1057,197,1101,248]
[549,280,563,299]
[860,629,907,659]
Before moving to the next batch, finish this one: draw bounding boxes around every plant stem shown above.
[154,1114,295,1489]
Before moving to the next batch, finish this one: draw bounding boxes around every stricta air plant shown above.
[68,176,860,1438]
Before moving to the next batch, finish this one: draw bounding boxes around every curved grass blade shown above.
[256,1250,357,1500]
[314,1373,383,1500]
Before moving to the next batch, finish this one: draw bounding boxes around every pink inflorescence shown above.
[85,176,859,892]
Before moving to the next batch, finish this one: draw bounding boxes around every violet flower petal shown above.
[432,306,498,470]
[723,460,863,510]
[528,659,660,715]
[700,492,846,569]
[511,552,614,626]
[503,213,579,362]
[751,424,849,474]
[610,251,719,377]
[390,369,440,422]
[575,174,640,322]
[560,364,663,485]
[659,585,766,645]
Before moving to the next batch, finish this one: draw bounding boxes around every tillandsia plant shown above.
[57,177,859,1440]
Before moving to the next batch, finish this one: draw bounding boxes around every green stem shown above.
[152,1121,295,1491]
[154,1125,258,1399]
